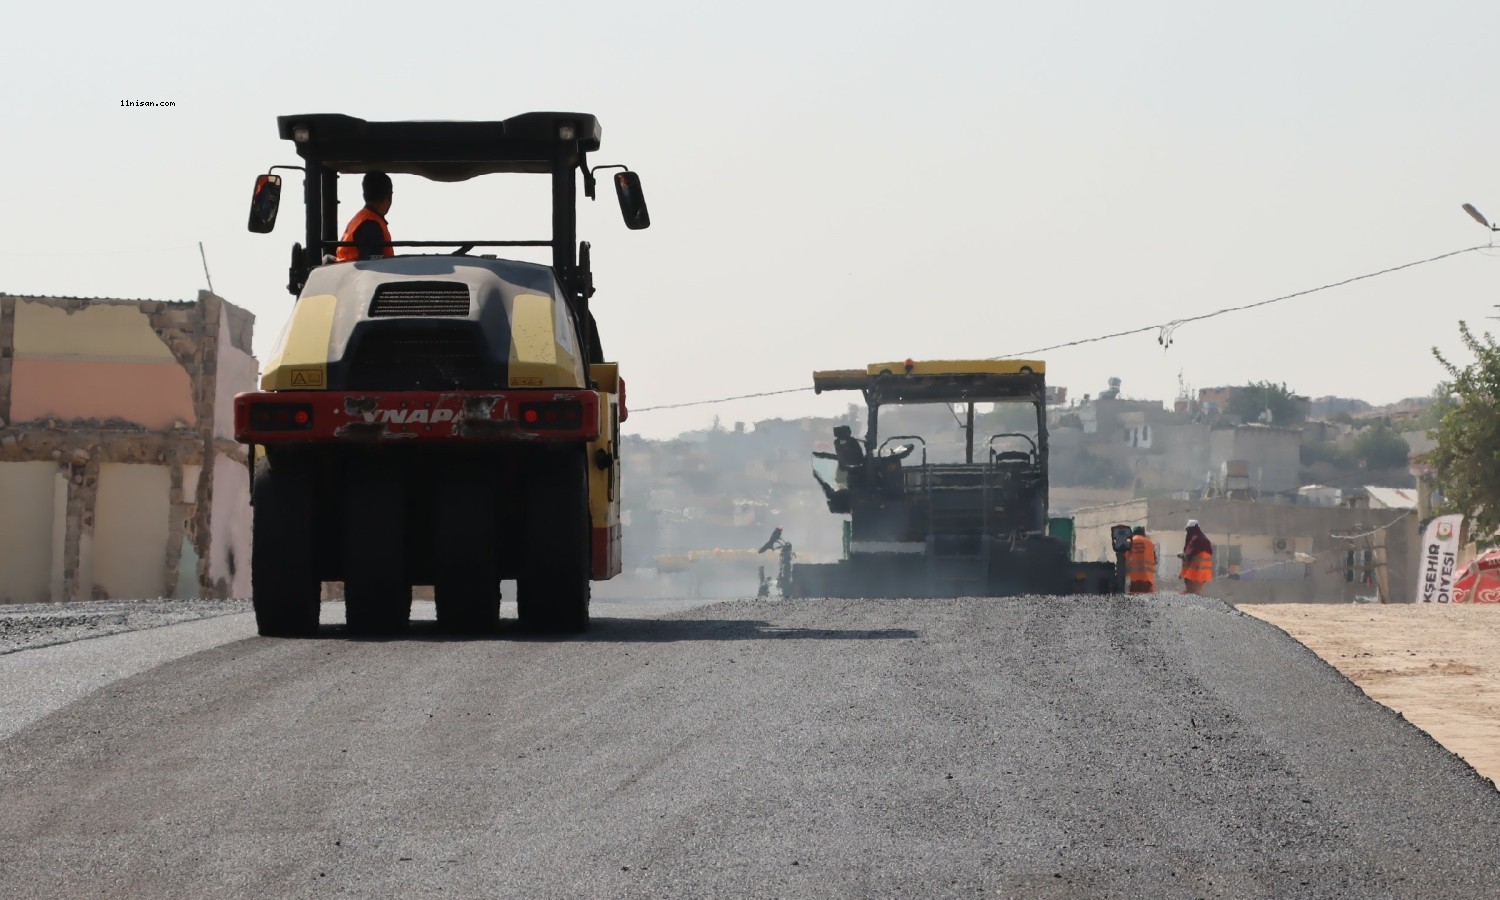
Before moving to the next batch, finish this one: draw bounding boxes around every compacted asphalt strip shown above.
[1,594,1498,899]
[0,598,703,741]
[0,608,258,741]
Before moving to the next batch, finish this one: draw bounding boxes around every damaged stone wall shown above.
[0,292,255,602]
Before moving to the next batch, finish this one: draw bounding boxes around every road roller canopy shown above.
[276,112,603,181]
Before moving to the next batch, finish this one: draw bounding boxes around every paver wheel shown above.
[517,448,591,633]
[251,457,320,637]
[342,456,410,635]
[433,457,500,634]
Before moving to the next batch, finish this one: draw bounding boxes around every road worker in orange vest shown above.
[1178,519,1214,595]
[335,172,395,262]
[1124,525,1157,594]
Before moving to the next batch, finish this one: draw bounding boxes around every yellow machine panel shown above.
[507,293,586,388]
[259,294,338,390]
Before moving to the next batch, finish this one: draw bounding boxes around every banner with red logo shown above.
[1414,514,1463,603]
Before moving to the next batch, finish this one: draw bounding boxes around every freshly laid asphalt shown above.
[2,593,1498,898]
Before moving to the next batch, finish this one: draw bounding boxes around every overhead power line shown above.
[634,386,808,413]
[1000,244,1488,358]
[632,243,1490,414]
[1331,510,1416,541]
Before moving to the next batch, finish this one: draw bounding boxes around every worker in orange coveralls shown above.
[1124,525,1158,594]
[1179,519,1214,595]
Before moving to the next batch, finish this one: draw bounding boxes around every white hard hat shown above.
[1186,519,1199,529]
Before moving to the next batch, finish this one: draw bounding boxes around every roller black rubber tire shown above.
[432,457,501,634]
[517,448,591,634]
[341,456,410,635]
[250,458,320,637]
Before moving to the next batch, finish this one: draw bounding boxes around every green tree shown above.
[1225,380,1307,426]
[1300,441,1354,469]
[1415,381,1458,433]
[1063,449,1129,489]
[1427,322,1500,537]
[1350,422,1411,470]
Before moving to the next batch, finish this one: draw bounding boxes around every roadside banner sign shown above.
[1415,514,1463,603]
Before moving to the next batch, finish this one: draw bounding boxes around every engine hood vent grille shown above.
[345,323,490,390]
[368,282,471,318]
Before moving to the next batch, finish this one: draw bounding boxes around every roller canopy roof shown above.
[813,359,1047,404]
[276,112,603,182]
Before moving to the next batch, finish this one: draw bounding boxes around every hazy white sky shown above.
[3,0,1498,439]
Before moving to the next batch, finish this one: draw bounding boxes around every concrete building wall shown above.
[175,463,204,599]
[1154,424,1213,492]
[1065,407,1217,496]
[1210,425,1301,496]
[0,292,255,602]
[1073,498,1414,604]
[10,300,197,430]
[0,462,61,602]
[93,463,172,599]
[1072,500,1150,564]
[209,452,251,597]
[1208,430,1236,486]
[214,307,257,442]
[49,468,67,602]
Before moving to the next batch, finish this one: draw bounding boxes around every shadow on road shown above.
[319,616,918,644]
[587,616,918,643]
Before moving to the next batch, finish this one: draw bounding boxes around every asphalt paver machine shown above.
[786,359,1117,598]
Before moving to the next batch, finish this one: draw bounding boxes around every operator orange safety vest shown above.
[1182,551,1214,584]
[1125,534,1157,592]
[335,208,393,262]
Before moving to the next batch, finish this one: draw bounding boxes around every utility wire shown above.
[1000,244,1488,358]
[1330,509,1415,541]
[633,244,1489,414]
[634,386,808,412]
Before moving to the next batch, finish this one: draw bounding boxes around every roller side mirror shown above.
[614,171,650,230]
[247,173,282,234]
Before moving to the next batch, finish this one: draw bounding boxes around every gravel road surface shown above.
[3,594,1499,898]
[0,599,253,656]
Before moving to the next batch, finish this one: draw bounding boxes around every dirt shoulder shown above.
[1240,603,1500,786]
